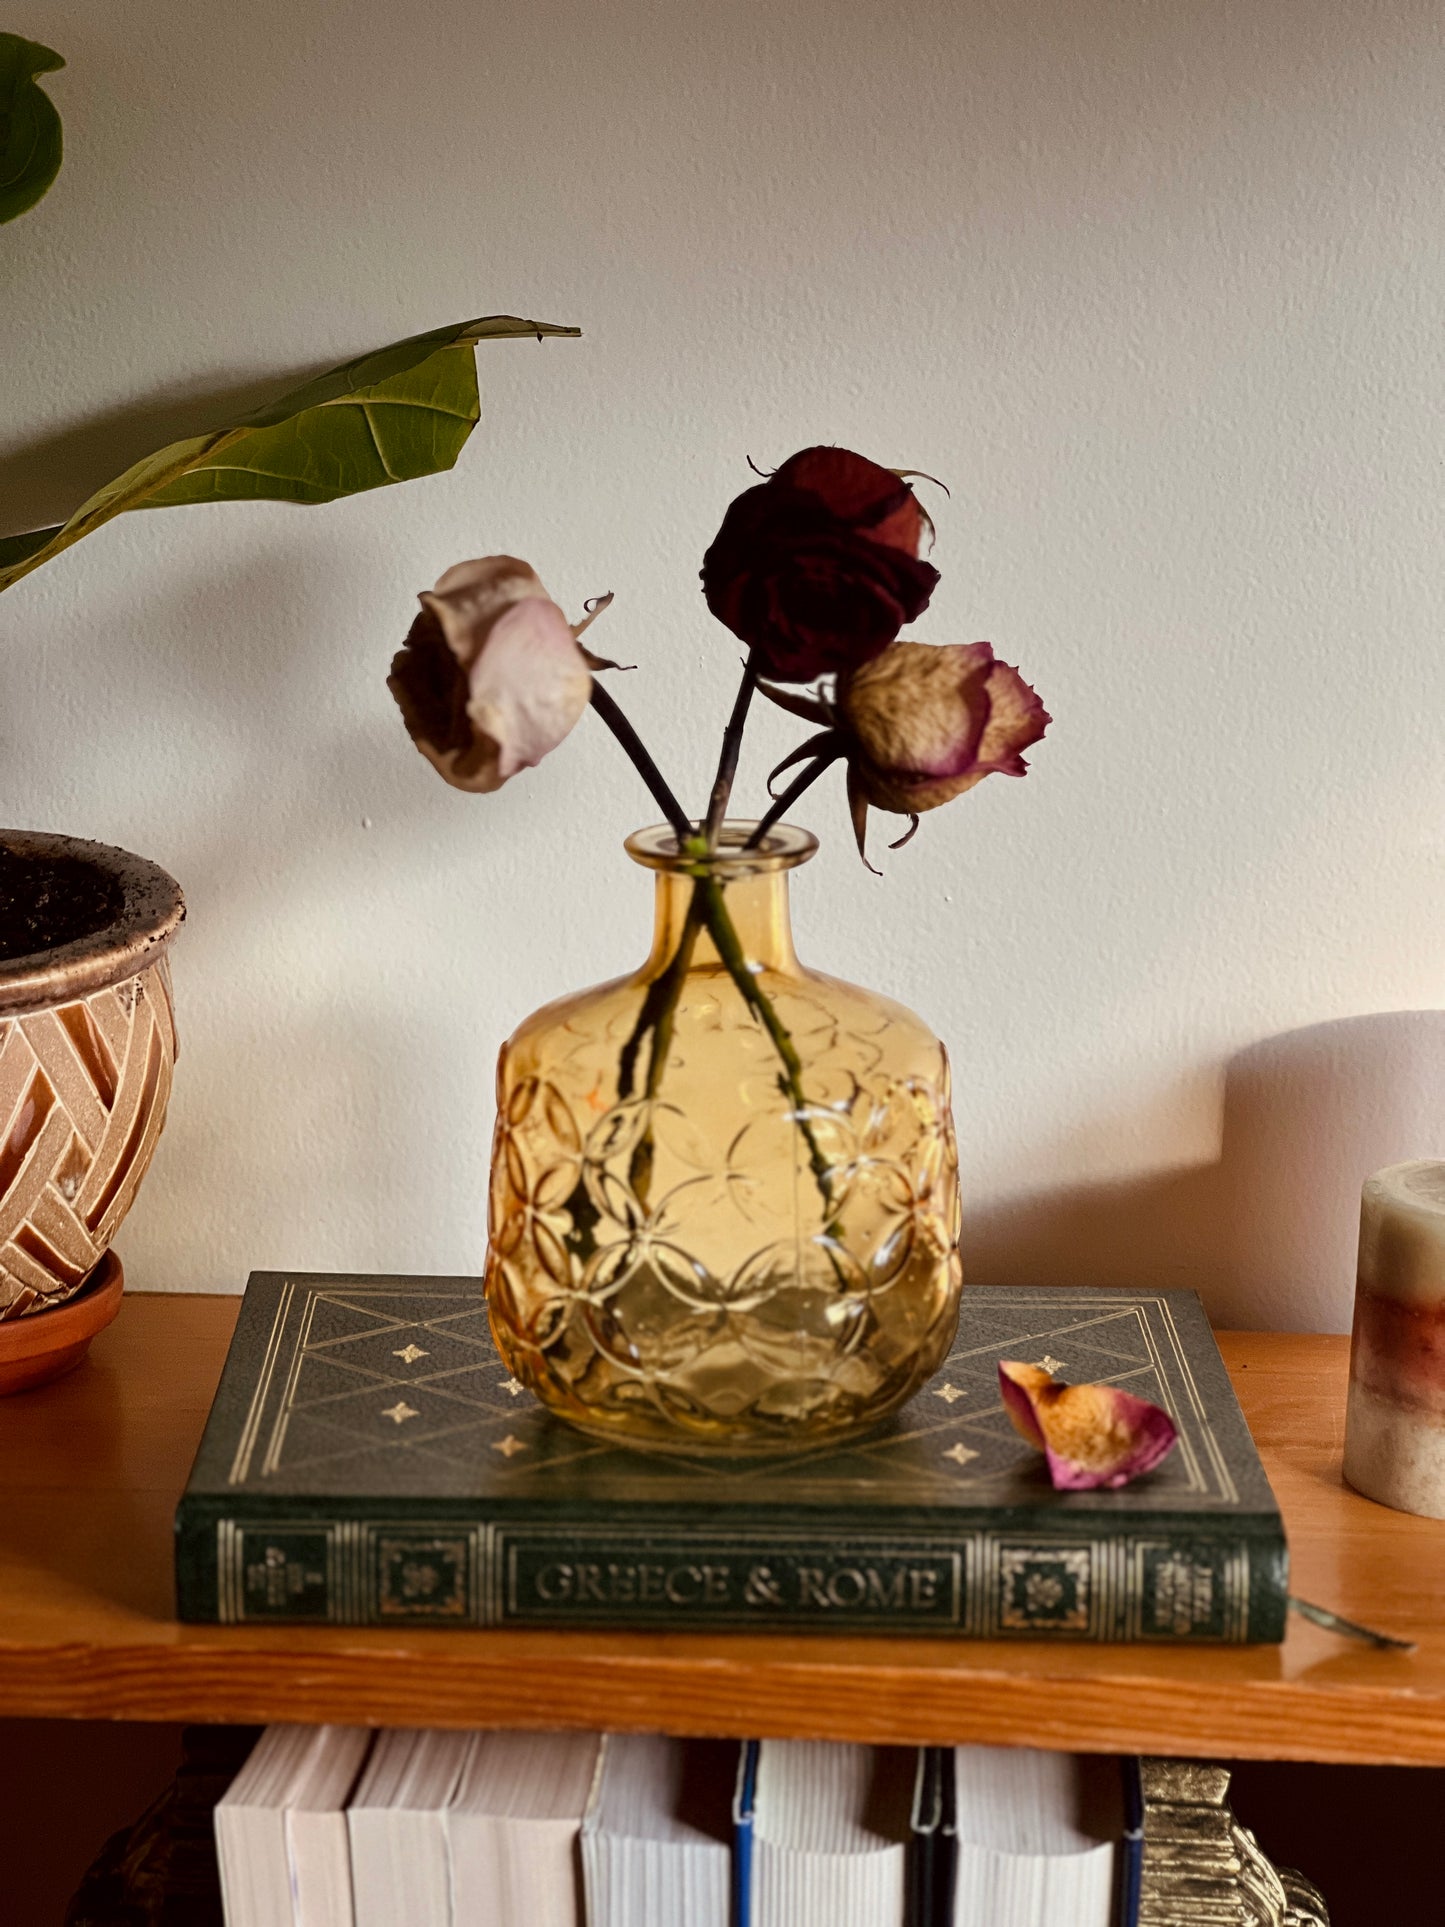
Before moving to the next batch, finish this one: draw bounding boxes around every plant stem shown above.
[612,871,838,1224]
[696,877,836,1213]
[702,653,759,848]
[742,748,844,850]
[622,883,706,1201]
[588,682,692,842]
[600,658,840,1221]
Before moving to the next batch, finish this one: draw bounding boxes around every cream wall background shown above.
[2,0,1442,1331]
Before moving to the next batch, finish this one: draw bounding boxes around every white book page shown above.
[752,1741,912,1927]
[348,1730,470,1927]
[218,1725,359,1927]
[581,1734,732,1927]
[952,1748,1119,1927]
[284,1727,372,1927]
[447,1731,601,1926]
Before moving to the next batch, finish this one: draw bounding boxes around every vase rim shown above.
[0,829,185,1016]
[625,820,818,877]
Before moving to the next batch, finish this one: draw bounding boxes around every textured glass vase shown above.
[485,822,962,1453]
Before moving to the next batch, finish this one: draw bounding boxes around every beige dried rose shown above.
[759,639,1050,867]
[834,640,1048,864]
[387,556,592,793]
[840,640,1049,811]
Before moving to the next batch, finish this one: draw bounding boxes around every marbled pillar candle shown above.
[1344,1161,1445,1518]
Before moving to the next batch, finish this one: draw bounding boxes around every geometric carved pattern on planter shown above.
[0,956,176,1319]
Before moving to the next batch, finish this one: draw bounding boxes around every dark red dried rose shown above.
[700,446,939,682]
[771,446,929,554]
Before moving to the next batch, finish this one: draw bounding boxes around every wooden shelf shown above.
[1,1294,1442,1765]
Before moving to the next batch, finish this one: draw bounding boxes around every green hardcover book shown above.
[174,1273,1288,1641]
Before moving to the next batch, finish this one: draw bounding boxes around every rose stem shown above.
[701,653,759,848]
[588,671,699,1194]
[621,887,705,1200]
[615,652,758,1190]
[587,682,692,842]
[696,876,836,1216]
[696,662,836,1218]
[742,747,844,851]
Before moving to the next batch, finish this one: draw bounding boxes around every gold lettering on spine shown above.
[535,1563,574,1602]
[908,1569,940,1610]
[506,1539,963,1624]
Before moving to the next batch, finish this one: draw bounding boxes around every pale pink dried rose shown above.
[998,1360,1178,1491]
[388,556,592,792]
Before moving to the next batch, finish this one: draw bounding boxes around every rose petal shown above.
[465,597,592,788]
[998,1360,1178,1490]
[997,1361,1048,1449]
[388,555,589,793]
[700,455,939,682]
[388,606,473,774]
[972,657,1051,780]
[770,447,925,555]
[427,555,551,654]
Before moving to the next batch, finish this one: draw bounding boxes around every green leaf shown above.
[0,525,59,572]
[0,34,64,225]
[0,315,580,594]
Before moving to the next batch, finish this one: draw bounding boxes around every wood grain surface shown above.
[0,1294,1441,1764]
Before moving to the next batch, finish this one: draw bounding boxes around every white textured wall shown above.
[3,0,1442,1331]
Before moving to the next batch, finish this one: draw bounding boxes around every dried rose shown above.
[700,446,939,682]
[388,556,592,793]
[837,640,1049,864]
[998,1361,1178,1490]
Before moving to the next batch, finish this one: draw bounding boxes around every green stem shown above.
[622,883,705,1201]
[696,877,836,1214]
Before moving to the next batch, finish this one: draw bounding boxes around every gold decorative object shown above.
[486,823,962,1452]
[1140,1759,1330,1925]
[0,831,183,1321]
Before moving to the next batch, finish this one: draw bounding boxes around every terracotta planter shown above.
[0,1249,125,1393]
[0,831,184,1327]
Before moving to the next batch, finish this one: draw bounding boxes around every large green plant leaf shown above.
[0,314,580,594]
[0,34,63,225]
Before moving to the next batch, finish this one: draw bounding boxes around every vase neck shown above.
[644,867,801,978]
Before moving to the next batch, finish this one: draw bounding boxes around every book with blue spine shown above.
[175,1272,1287,1641]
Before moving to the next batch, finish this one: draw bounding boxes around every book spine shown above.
[732,1741,758,1927]
[175,1502,1289,1642]
[1119,1755,1145,1927]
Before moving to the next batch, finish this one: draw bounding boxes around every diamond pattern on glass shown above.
[485,961,965,1452]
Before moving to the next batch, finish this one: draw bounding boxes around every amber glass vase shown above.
[485,822,962,1453]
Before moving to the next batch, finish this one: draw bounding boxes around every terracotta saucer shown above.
[0,1251,124,1395]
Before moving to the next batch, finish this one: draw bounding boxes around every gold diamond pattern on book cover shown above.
[228,1281,1232,1509]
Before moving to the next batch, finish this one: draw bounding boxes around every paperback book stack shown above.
[212,1725,1140,1927]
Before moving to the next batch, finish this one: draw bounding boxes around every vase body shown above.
[485,823,962,1453]
[0,831,183,1321]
